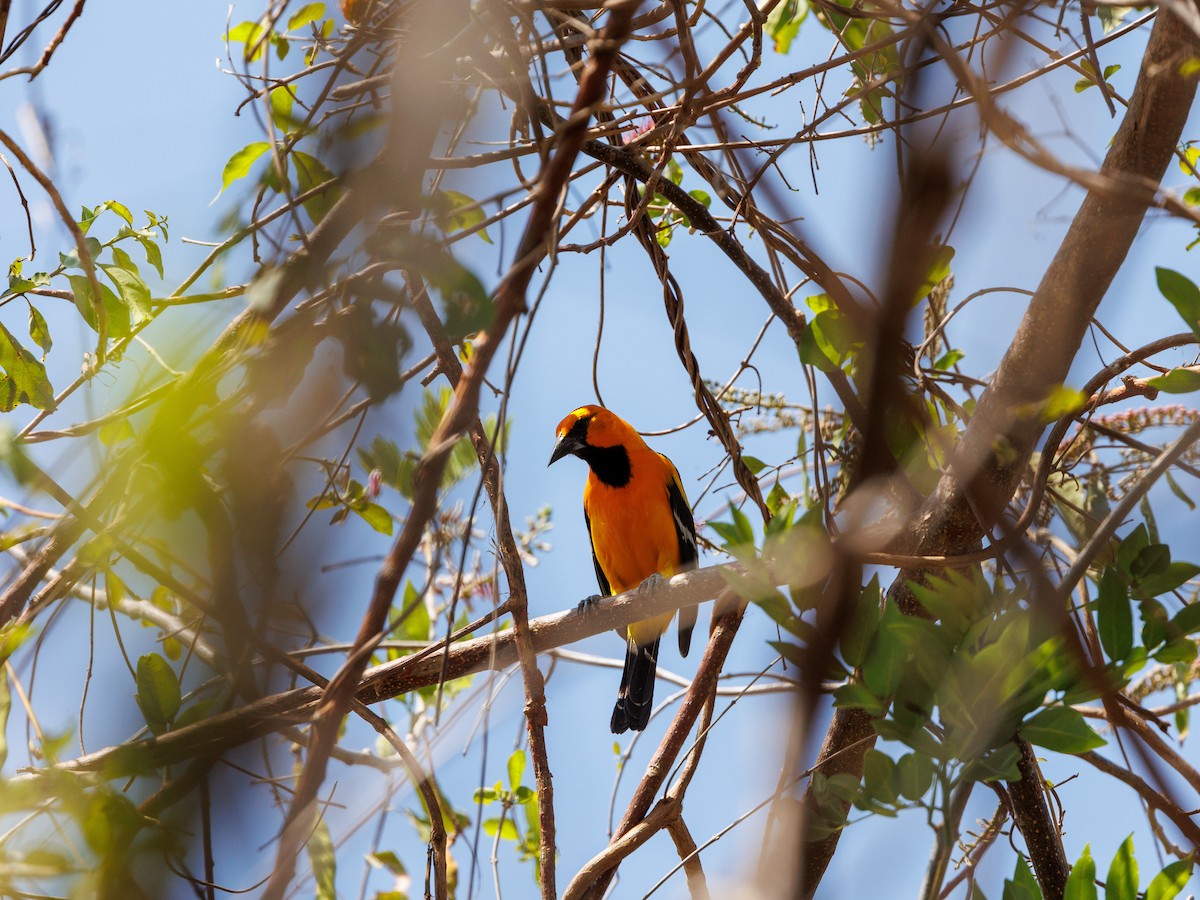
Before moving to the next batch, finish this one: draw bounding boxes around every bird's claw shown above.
[576,594,604,613]
[638,572,665,594]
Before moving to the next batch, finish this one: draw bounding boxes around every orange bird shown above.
[549,406,698,732]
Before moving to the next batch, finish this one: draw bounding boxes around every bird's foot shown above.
[576,594,605,613]
[638,572,665,594]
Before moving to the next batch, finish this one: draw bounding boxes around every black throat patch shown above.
[570,416,632,487]
[580,443,631,487]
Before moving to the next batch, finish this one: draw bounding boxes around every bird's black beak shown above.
[549,434,583,466]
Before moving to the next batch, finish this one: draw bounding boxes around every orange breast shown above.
[584,449,682,594]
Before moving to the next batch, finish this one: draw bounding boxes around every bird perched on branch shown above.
[549,405,699,733]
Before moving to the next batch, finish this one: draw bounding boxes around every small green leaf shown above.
[1097,568,1132,662]
[1171,602,1200,635]
[1146,368,1200,394]
[508,749,526,790]
[0,673,10,771]
[766,0,808,53]
[134,652,181,735]
[294,151,341,222]
[1005,855,1041,900]
[482,817,519,840]
[1105,835,1137,900]
[741,455,766,475]
[832,680,885,715]
[134,234,164,279]
[353,502,393,535]
[98,417,135,446]
[103,200,133,226]
[1021,706,1105,754]
[1166,471,1195,510]
[100,264,151,325]
[27,305,51,357]
[219,142,271,192]
[1042,384,1087,421]
[1065,844,1098,900]
[436,190,492,244]
[1137,561,1200,599]
[1145,855,1193,900]
[0,323,55,411]
[934,348,964,370]
[366,850,407,876]
[895,752,934,801]
[1156,268,1200,338]
[306,817,336,900]
[287,2,325,30]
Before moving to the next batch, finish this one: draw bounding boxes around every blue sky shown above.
[1,1,1199,898]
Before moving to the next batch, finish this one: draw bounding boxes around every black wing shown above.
[584,507,612,597]
[661,454,699,656]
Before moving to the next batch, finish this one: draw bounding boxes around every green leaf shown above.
[68,274,131,338]
[1004,855,1041,900]
[766,0,808,53]
[741,455,766,475]
[508,749,526,790]
[914,244,954,303]
[1131,543,1170,580]
[294,151,342,223]
[227,20,269,61]
[134,652,181,735]
[0,672,10,771]
[861,749,897,800]
[1021,706,1105,754]
[1065,844,1098,900]
[483,817,519,840]
[1137,562,1200,599]
[366,850,407,877]
[799,309,860,372]
[26,305,51,358]
[832,680,885,715]
[1097,568,1132,662]
[103,199,133,226]
[1156,268,1200,339]
[353,502,393,535]
[1042,385,1087,421]
[1105,835,1137,900]
[287,2,325,30]
[425,257,491,344]
[1146,368,1200,394]
[436,190,492,244]
[1171,602,1200,635]
[1166,471,1195,510]
[134,234,164,279]
[219,142,271,192]
[724,501,755,547]
[934,348,964,370]
[98,417,135,446]
[306,817,336,900]
[895,752,934,801]
[0,323,55,411]
[100,264,152,325]
[1145,855,1193,900]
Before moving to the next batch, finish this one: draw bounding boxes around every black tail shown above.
[611,636,660,733]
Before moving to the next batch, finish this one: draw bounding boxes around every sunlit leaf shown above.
[219,142,271,192]
[134,652,181,735]
[1021,707,1105,754]
[1064,844,1098,900]
[1156,268,1200,338]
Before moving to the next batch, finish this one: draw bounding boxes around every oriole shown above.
[549,406,698,733]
